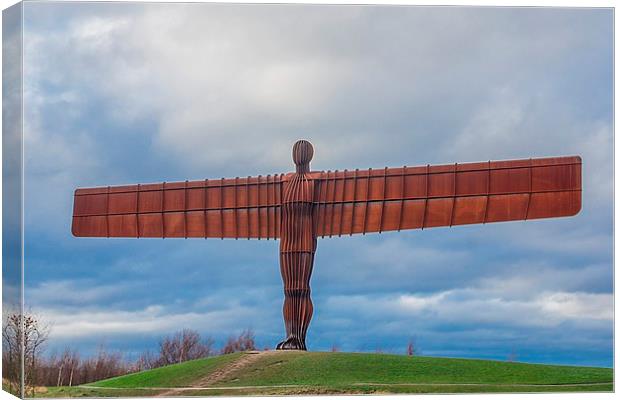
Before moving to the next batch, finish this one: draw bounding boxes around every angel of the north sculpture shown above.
[72,140,582,351]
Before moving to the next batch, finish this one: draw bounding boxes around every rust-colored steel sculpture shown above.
[72,140,582,350]
[278,140,316,350]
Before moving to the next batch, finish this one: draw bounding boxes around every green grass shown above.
[188,383,614,395]
[93,352,243,388]
[40,386,165,398]
[214,351,612,387]
[37,382,614,398]
[37,351,613,397]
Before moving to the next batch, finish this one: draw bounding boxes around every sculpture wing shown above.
[313,156,582,237]
[72,174,284,239]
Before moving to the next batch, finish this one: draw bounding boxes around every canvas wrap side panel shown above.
[72,175,283,239]
[313,156,582,237]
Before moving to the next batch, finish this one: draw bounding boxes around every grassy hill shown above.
[41,351,613,397]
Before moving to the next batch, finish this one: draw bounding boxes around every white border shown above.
[0,1,615,400]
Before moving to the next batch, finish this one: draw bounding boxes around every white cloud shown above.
[27,280,131,306]
[40,304,254,339]
[536,292,612,321]
[72,16,131,47]
[326,288,612,331]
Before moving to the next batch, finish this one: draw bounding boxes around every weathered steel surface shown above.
[71,140,582,351]
[277,140,316,350]
[72,175,283,239]
[312,156,582,236]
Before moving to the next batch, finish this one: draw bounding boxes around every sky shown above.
[13,3,613,366]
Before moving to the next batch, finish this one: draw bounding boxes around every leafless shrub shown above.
[55,348,80,387]
[221,329,256,354]
[34,346,135,387]
[135,349,159,371]
[158,329,215,366]
[2,312,50,396]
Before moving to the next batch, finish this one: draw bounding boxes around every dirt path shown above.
[156,351,271,397]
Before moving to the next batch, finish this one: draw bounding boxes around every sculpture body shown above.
[71,140,582,351]
[278,140,316,350]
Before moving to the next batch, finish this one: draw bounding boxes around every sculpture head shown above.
[292,140,314,173]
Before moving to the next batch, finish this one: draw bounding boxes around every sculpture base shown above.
[276,336,307,351]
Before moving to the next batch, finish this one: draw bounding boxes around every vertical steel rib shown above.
[337,170,346,237]
[483,161,491,224]
[273,174,277,240]
[220,178,224,239]
[105,186,110,238]
[257,175,262,239]
[266,174,271,240]
[320,171,327,238]
[449,163,457,227]
[322,170,331,238]
[204,179,208,239]
[183,181,188,239]
[314,171,324,237]
[246,176,251,239]
[279,174,284,238]
[349,169,358,235]
[162,182,166,238]
[362,168,371,234]
[398,166,406,231]
[233,177,238,240]
[329,170,338,238]
[525,158,533,220]
[136,184,141,238]
[379,167,387,233]
[421,165,429,230]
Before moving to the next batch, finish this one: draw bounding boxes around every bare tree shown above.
[2,312,50,397]
[221,329,256,354]
[78,346,130,383]
[158,329,215,366]
[2,313,21,395]
[35,346,134,387]
[135,349,160,371]
[55,348,79,387]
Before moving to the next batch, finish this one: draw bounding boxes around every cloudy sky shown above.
[17,3,612,366]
